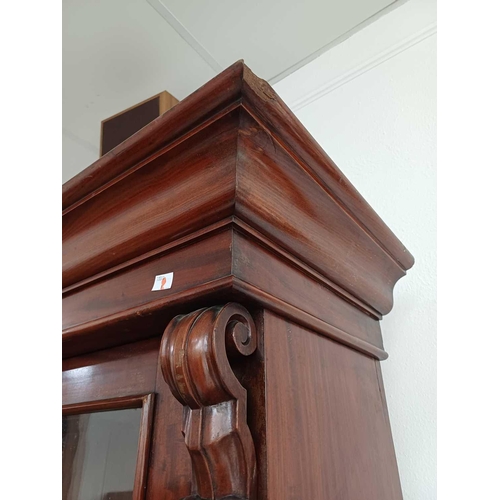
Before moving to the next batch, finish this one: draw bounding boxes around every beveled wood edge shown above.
[62,393,155,500]
[62,218,234,296]
[62,220,389,359]
[231,277,388,361]
[239,103,408,275]
[62,275,235,339]
[63,216,380,320]
[62,393,152,416]
[62,393,147,415]
[62,60,413,271]
[233,218,381,320]
[64,99,241,216]
[62,62,245,211]
[134,393,155,500]
[62,274,387,361]
[239,65,414,271]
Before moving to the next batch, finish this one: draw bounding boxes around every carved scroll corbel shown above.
[160,303,257,500]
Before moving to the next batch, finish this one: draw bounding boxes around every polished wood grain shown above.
[62,338,159,406]
[235,109,404,315]
[63,110,239,289]
[63,61,413,276]
[262,310,403,500]
[62,64,244,211]
[239,64,413,271]
[135,394,156,500]
[232,226,384,349]
[231,277,388,361]
[62,393,147,415]
[63,221,388,360]
[63,60,413,318]
[62,61,413,500]
[145,346,192,500]
[63,229,232,331]
[160,304,257,500]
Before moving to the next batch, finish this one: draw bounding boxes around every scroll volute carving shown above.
[160,303,257,500]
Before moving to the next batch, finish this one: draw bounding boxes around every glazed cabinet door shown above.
[62,338,159,500]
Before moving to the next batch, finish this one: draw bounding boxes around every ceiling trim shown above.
[146,0,223,73]
[268,0,410,84]
[146,0,412,86]
[287,22,437,112]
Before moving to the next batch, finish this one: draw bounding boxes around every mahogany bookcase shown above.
[62,61,414,500]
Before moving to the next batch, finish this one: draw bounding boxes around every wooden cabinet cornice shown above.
[62,61,413,500]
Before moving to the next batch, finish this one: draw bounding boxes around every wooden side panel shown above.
[263,310,403,500]
[146,349,192,500]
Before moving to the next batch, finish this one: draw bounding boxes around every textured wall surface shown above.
[274,1,437,498]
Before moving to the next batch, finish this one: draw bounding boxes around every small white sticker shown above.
[151,272,174,291]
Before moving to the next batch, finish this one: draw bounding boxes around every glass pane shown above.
[62,408,142,500]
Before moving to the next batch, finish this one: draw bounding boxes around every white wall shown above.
[62,129,99,183]
[274,1,436,498]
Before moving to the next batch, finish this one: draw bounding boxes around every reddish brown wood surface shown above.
[63,393,147,415]
[62,338,160,405]
[62,338,193,500]
[63,229,232,332]
[145,348,192,500]
[62,61,413,500]
[232,227,384,348]
[135,394,156,500]
[239,65,413,271]
[160,303,257,500]
[235,110,404,315]
[63,110,239,289]
[61,303,406,500]
[262,310,403,500]
[63,221,387,360]
[63,62,413,341]
[63,62,412,276]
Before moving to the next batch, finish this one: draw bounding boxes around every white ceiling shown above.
[62,0,403,182]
